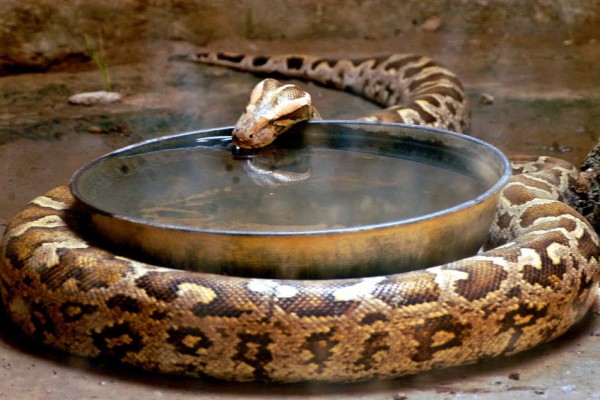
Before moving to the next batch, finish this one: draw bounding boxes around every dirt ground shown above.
[1,15,600,400]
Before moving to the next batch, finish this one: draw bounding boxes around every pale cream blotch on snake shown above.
[0,53,599,383]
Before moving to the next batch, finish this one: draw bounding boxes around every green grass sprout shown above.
[84,34,112,92]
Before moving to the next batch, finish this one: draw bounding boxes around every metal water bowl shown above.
[71,121,511,279]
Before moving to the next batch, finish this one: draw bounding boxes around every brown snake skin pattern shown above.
[0,53,599,383]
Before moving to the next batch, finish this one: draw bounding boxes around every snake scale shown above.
[1,52,599,383]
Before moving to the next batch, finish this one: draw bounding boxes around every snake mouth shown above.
[232,126,282,149]
[230,144,257,157]
[231,135,253,149]
[231,124,263,148]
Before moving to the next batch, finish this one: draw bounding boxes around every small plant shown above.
[84,34,112,92]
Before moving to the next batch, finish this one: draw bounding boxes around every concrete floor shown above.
[1,34,600,399]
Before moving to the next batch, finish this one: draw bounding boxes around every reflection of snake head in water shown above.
[237,145,311,187]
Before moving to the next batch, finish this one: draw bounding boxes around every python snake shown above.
[1,52,599,383]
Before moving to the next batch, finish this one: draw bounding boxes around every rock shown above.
[420,16,442,32]
[479,93,495,105]
[68,91,122,106]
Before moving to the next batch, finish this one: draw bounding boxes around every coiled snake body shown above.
[0,52,599,383]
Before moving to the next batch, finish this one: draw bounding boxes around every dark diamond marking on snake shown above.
[233,333,274,382]
[137,273,257,318]
[354,331,390,370]
[445,101,457,115]
[22,275,33,287]
[521,232,569,288]
[403,61,436,78]
[374,275,441,307]
[348,55,390,69]
[496,211,513,230]
[167,326,213,356]
[409,79,464,102]
[286,57,304,70]
[409,101,437,124]
[60,301,99,322]
[106,294,141,313]
[411,315,470,362]
[92,322,144,359]
[149,310,167,320]
[135,272,194,302]
[520,204,578,228]
[361,312,388,325]
[275,286,357,317]
[507,286,522,298]
[420,95,441,107]
[499,303,549,353]
[3,235,27,270]
[40,250,115,291]
[30,301,55,341]
[576,270,594,301]
[192,299,253,318]
[574,224,598,258]
[385,55,424,70]
[451,262,509,301]
[252,56,269,67]
[304,330,340,373]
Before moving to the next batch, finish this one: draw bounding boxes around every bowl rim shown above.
[70,120,512,237]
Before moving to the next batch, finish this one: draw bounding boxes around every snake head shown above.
[232,78,320,149]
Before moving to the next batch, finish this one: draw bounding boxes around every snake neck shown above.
[188,51,470,134]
